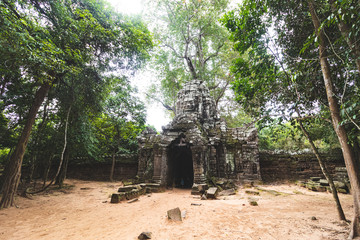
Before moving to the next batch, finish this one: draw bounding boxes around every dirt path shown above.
[0,180,355,240]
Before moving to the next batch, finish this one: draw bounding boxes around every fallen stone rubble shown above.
[110,183,162,203]
[297,176,350,194]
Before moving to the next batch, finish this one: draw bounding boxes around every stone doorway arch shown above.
[166,135,194,188]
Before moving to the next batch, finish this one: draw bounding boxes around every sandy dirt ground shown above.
[0,179,357,240]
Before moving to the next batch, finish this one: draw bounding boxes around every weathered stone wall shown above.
[66,162,138,181]
[53,154,138,181]
[259,150,345,182]
[223,127,260,180]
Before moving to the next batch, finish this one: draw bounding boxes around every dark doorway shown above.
[167,146,194,188]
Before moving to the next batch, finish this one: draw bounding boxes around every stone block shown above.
[245,190,260,195]
[206,187,218,199]
[219,189,236,196]
[338,188,348,194]
[110,193,126,203]
[197,184,209,193]
[118,185,138,192]
[191,184,201,195]
[315,185,327,192]
[310,177,321,182]
[167,207,182,221]
[125,189,140,200]
[335,167,347,172]
[334,181,346,189]
[145,183,161,188]
[138,232,152,240]
[319,179,329,186]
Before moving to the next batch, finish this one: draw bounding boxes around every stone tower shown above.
[137,80,260,187]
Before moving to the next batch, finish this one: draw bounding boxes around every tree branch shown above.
[204,42,225,64]
[145,93,175,112]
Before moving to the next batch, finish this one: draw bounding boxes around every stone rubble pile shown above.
[297,175,349,194]
[110,183,162,203]
[191,178,238,199]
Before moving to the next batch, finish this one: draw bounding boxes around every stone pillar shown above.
[152,145,162,184]
[137,149,146,180]
[209,145,217,176]
[159,148,168,185]
[191,146,206,184]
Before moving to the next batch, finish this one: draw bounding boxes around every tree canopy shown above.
[145,0,244,115]
[0,0,153,208]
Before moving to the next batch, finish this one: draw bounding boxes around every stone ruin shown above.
[137,80,261,188]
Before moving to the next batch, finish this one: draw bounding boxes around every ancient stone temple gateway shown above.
[137,80,260,187]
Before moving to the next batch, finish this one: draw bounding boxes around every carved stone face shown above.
[183,96,199,112]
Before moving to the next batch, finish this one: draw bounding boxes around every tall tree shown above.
[146,0,239,111]
[93,77,146,181]
[222,0,360,237]
[308,1,360,236]
[0,0,152,208]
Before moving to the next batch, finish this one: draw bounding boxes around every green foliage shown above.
[93,77,147,157]
[218,99,253,128]
[259,120,339,151]
[221,1,281,118]
[222,0,359,150]
[0,0,153,169]
[146,0,241,110]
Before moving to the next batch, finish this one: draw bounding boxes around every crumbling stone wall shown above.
[259,150,345,182]
[137,80,261,186]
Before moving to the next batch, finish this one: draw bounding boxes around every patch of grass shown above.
[256,187,289,196]
[293,190,304,195]
[248,197,258,206]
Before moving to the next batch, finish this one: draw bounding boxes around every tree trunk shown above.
[110,150,116,182]
[57,150,69,188]
[26,155,36,184]
[27,101,48,185]
[0,82,51,209]
[353,137,360,165]
[297,119,346,220]
[43,155,53,187]
[308,1,360,238]
[29,105,71,194]
[55,106,71,188]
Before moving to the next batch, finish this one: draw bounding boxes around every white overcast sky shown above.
[106,0,242,131]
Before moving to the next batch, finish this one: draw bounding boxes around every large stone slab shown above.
[118,185,139,192]
[219,189,236,196]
